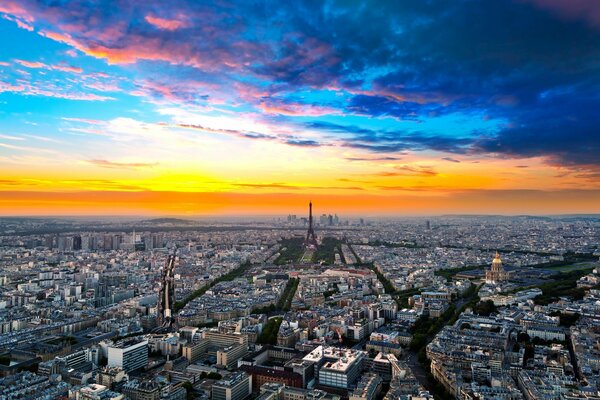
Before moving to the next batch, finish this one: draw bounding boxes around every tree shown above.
[550,311,580,327]
[474,300,497,316]
[517,332,530,343]
[523,344,535,365]
[182,381,194,400]
[257,318,283,345]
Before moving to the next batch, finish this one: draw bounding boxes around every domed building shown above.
[485,251,510,284]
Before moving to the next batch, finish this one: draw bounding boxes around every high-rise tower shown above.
[304,201,318,249]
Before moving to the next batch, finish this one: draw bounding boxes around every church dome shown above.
[492,251,502,267]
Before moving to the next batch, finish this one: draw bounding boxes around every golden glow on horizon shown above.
[1,107,598,215]
[1,189,599,216]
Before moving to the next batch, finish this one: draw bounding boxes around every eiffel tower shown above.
[304,201,318,249]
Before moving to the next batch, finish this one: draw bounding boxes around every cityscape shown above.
[0,207,599,400]
[1,1,600,400]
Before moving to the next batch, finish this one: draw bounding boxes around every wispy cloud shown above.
[14,59,82,73]
[442,157,461,163]
[0,80,114,101]
[377,165,438,177]
[145,15,189,31]
[86,159,159,169]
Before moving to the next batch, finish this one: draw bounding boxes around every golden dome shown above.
[492,251,502,267]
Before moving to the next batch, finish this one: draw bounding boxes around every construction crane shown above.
[156,249,177,332]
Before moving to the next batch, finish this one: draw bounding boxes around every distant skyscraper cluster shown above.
[287,212,343,226]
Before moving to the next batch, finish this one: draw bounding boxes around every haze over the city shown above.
[1,1,599,216]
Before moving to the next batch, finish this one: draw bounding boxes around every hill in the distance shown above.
[139,218,196,225]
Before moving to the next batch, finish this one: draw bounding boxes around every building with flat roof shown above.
[205,329,248,347]
[182,339,209,363]
[122,379,160,400]
[303,346,366,389]
[241,365,303,392]
[212,371,252,400]
[107,338,148,373]
[217,343,248,369]
[259,383,341,400]
[71,383,125,400]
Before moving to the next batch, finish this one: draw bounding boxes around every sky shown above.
[0,0,599,216]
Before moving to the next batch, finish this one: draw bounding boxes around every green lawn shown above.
[312,237,344,264]
[274,237,305,265]
[546,262,598,272]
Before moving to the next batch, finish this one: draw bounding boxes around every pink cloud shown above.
[145,15,188,31]
[1,14,34,31]
[14,59,83,74]
[523,0,600,29]
[130,79,225,105]
[39,29,250,71]
[0,3,34,23]
[14,18,34,31]
[259,100,339,117]
[54,64,83,73]
[14,59,48,69]
[0,81,25,93]
[3,2,266,75]
[0,80,113,101]
[90,72,109,79]
[83,81,121,93]
[62,117,105,125]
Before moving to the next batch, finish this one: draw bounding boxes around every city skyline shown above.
[1,1,600,216]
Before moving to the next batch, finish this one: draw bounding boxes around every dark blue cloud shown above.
[305,121,473,153]
[284,138,322,147]
[293,0,600,167]
[473,90,600,166]
[346,95,423,120]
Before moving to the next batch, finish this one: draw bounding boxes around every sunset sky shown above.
[0,0,599,216]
